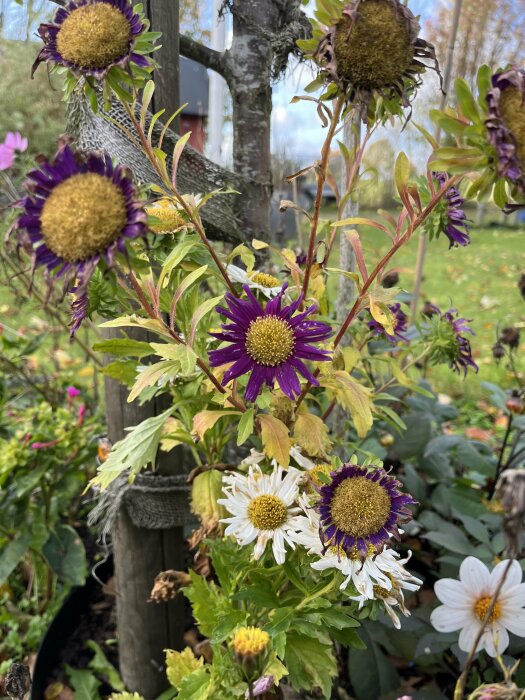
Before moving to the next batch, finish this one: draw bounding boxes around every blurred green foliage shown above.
[0,37,65,156]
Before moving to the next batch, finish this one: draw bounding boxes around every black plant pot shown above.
[30,556,114,700]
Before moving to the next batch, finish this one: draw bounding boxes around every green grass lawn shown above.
[314,208,525,399]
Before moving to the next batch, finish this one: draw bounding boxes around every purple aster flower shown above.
[32,0,151,80]
[423,305,478,376]
[17,142,147,334]
[485,68,525,197]
[208,285,332,402]
[433,172,470,248]
[316,464,416,556]
[368,302,407,342]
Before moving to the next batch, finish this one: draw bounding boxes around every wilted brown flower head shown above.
[149,570,191,603]
[0,663,31,700]
[500,326,521,350]
[381,270,399,288]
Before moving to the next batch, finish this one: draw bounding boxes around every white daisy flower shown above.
[218,465,303,564]
[430,556,525,658]
[226,264,282,298]
[294,494,422,599]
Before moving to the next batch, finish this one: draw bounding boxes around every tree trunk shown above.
[228,0,277,241]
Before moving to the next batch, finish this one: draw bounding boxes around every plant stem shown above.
[295,575,338,611]
[294,176,461,410]
[121,100,238,297]
[489,414,514,498]
[453,558,513,700]
[301,96,345,299]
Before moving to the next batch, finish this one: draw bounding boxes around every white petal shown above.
[502,583,525,608]
[458,619,482,654]
[253,533,269,560]
[434,578,471,607]
[490,559,523,593]
[459,557,490,597]
[500,609,525,637]
[430,605,471,633]
[481,624,509,658]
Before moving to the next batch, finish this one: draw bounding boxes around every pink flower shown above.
[31,439,61,449]
[67,386,81,399]
[4,132,28,153]
[77,404,86,427]
[0,132,28,171]
[0,145,15,171]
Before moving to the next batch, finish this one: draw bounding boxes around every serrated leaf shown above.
[93,338,153,358]
[90,407,173,489]
[285,633,337,699]
[320,371,373,438]
[65,666,101,700]
[150,343,197,375]
[165,648,204,690]
[127,360,178,402]
[237,408,255,446]
[259,414,291,467]
[192,410,241,440]
[293,411,331,457]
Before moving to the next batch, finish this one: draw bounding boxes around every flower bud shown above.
[500,326,520,350]
[379,433,395,447]
[505,393,525,415]
[233,627,270,681]
[492,342,506,361]
[421,301,439,318]
[381,271,399,288]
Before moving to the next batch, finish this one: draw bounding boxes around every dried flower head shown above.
[307,0,440,119]
[500,326,521,350]
[149,570,191,603]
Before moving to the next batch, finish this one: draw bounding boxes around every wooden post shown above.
[105,3,185,697]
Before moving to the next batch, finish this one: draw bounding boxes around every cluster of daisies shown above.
[219,457,525,654]
[218,457,421,629]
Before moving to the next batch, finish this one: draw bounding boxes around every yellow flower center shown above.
[146,199,185,233]
[233,626,269,657]
[40,172,127,263]
[499,87,525,169]
[245,316,295,366]
[373,584,391,599]
[247,494,288,530]
[309,464,332,488]
[250,271,280,288]
[474,596,502,624]
[334,0,414,90]
[56,3,131,70]
[329,476,391,538]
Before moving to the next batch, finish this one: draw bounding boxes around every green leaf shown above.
[87,640,125,691]
[171,266,209,317]
[90,407,173,489]
[394,152,410,196]
[236,408,255,446]
[102,360,139,387]
[347,627,400,700]
[183,571,222,638]
[422,529,472,555]
[285,632,337,699]
[65,666,101,700]
[188,296,223,347]
[43,524,87,586]
[455,77,480,122]
[93,338,153,358]
[158,236,200,289]
[176,668,211,700]
[0,531,32,585]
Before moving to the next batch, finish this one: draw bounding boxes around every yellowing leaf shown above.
[192,410,241,440]
[321,371,373,438]
[165,647,204,690]
[252,238,269,250]
[369,296,394,337]
[191,470,227,524]
[127,360,178,403]
[342,347,361,373]
[293,411,332,458]
[259,414,290,467]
